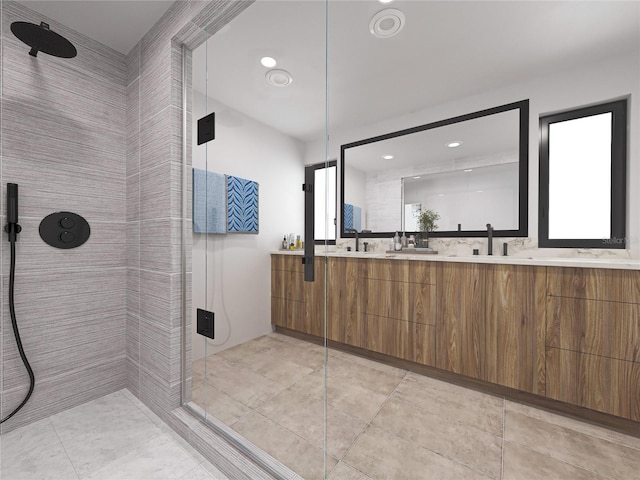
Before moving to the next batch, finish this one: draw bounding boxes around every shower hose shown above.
[0,237,35,424]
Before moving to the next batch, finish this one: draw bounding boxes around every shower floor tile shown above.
[192,332,640,480]
[1,389,228,480]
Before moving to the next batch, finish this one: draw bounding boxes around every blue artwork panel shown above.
[344,203,361,232]
[353,205,362,231]
[192,168,226,234]
[227,175,259,233]
[344,203,354,231]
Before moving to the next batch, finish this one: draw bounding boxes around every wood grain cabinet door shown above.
[545,267,640,420]
[484,265,547,394]
[436,262,485,378]
[360,259,436,365]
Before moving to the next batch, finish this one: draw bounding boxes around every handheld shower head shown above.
[5,183,22,242]
[7,183,18,225]
[10,21,77,58]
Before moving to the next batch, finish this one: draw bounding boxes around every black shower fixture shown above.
[11,21,77,58]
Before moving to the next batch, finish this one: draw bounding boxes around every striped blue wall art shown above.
[227,175,259,233]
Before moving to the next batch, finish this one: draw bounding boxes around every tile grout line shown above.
[48,417,82,480]
[500,398,506,480]
[336,369,409,472]
[335,370,409,479]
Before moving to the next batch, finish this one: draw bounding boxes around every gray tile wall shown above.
[0,0,253,434]
[0,2,128,432]
[126,0,253,420]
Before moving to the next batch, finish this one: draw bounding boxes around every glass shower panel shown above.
[187,2,330,478]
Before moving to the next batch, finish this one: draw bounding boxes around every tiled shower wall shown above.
[0,0,253,434]
[125,0,253,419]
[0,1,127,431]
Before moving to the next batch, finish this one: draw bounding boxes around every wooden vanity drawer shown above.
[271,254,304,273]
[362,278,436,325]
[361,259,433,284]
[361,314,435,366]
[547,267,640,303]
[271,268,303,302]
[546,347,640,421]
[546,297,640,363]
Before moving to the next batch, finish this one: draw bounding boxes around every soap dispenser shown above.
[393,232,402,251]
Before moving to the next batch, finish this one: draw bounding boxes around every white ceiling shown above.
[16,0,174,55]
[14,0,640,142]
[194,0,640,143]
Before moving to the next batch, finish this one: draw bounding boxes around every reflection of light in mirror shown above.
[548,113,611,239]
[382,154,394,160]
[260,56,276,68]
[448,141,463,148]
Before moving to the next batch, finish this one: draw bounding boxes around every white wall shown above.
[305,52,640,256]
[192,92,305,359]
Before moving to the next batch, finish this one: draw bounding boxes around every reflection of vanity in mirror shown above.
[341,100,528,238]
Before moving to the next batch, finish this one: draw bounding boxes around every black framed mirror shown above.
[340,100,529,239]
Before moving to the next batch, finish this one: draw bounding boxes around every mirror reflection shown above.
[342,102,526,236]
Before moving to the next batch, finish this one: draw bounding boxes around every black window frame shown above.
[538,98,627,249]
[306,160,337,245]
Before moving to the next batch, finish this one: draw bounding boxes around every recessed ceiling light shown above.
[369,9,406,39]
[260,56,277,68]
[447,141,463,148]
[265,69,293,87]
[438,193,445,197]
[379,0,394,3]
[382,154,394,160]
[413,176,421,179]
[464,169,473,172]
[477,190,483,193]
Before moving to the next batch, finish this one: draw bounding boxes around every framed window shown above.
[306,161,337,244]
[539,99,627,248]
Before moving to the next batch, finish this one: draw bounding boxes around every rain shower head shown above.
[11,21,77,58]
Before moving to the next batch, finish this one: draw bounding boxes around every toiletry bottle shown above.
[282,235,287,250]
[296,235,302,249]
[401,232,408,248]
[394,232,402,251]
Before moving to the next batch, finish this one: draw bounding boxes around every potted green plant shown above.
[416,209,440,248]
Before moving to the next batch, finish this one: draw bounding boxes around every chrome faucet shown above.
[345,228,359,251]
[486,223,493,255]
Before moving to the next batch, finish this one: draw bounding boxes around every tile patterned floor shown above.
[0,389,229,480]
[192,332,640,480]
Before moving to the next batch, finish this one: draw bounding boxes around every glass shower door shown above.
[187,2,331,478]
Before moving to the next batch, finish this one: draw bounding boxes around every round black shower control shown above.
[39,211,90,249]
[59,231,75,243]
[59,217,75,229]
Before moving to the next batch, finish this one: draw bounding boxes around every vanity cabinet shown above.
[484,264,547,395]
[359,259,436,366]
[545,267,640,421]
[435,263,484,378]
[271,254,324,337]
[435,262,546,393]
[271,254,640,423]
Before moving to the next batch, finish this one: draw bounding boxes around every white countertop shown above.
[271,250,640,270]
